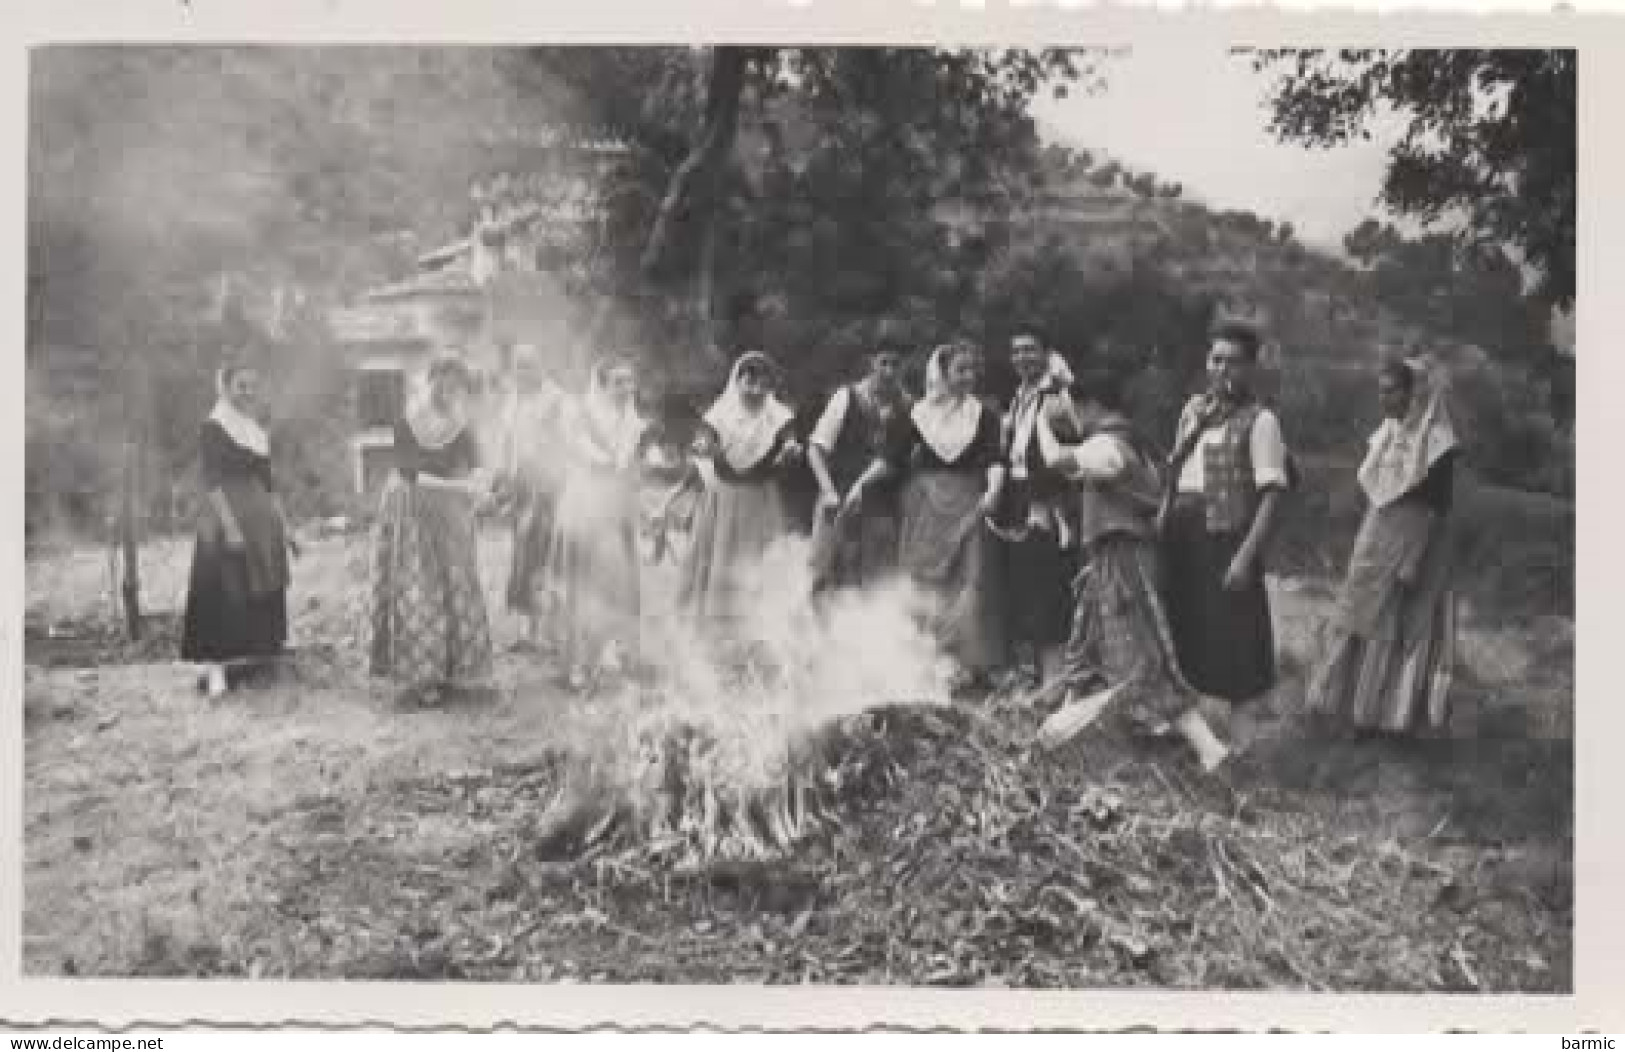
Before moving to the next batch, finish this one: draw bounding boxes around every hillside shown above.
[983,147,1573,490]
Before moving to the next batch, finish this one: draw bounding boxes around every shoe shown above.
[1037,682,1125,750]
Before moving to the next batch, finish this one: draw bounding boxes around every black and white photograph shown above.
[19,31,1580,1012]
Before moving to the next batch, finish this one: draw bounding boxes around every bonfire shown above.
[529,537,954,868]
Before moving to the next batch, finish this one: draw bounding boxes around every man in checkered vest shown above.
[1158,320,1292,718]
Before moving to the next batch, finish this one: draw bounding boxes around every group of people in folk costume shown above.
[179,319,1466,777]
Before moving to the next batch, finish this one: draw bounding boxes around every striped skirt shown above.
[1307,505,1457,734]
[1057,533,1202,725]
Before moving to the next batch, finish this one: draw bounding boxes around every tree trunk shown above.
[638,47,758,280]
[118,433,142,640]
[695,211,721,363]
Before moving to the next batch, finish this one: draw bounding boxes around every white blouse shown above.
[1038,418,1129,482]
[809,386,852,453]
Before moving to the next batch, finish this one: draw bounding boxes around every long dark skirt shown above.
[180,481,288,663]
[998,480,1073,654]
[505,479,557,615]
[1005,530,1074,653]
[369,476,494,694]
[1159,494,1276,703]
[180,546,288,663]
[899,470,1007,674]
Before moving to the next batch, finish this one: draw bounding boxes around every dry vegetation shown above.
[23,526,1572,989]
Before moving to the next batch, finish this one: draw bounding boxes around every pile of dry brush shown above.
[467,683,1564,990]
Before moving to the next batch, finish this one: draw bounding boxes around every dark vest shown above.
[1178,395,1271,535]
[826,383,910,502]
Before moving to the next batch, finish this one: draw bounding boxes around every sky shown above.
[1032,45,1401,253]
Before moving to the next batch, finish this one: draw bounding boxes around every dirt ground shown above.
[23,528,1573,988]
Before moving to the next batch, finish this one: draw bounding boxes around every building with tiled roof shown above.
[332,129,631,493]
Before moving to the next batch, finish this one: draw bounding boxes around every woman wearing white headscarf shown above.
[1307,355,1462,735]
[547,355,649,688]
[895,342,1009,692]
[369,354,496,708]
[666,351,803,635]
[181,363,295,698]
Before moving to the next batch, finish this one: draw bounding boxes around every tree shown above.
[521,46,1098,395]
[1246,48,1575,311]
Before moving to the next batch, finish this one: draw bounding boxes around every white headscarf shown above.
[208,366,269,457]
[578,358,646,470]
[703,352,795,473]
[1358,357,1461,508]
[911,344,982,463]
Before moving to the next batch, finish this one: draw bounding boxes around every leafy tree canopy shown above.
[1245,48,1575,311]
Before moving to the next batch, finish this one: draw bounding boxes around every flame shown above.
[633,534,949,790]
[540,531,953,860]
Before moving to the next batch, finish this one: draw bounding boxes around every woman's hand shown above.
[978,490,1000,519]
[776,438,805,467]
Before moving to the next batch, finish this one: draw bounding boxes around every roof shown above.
[414,201,601,271]
[417,239,470,271]
[470,125,633,153]
[362,269,481,303]
[328,306,422,343]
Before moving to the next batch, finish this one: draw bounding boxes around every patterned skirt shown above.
[1057,533,1201,724]
[368,475,493,695]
